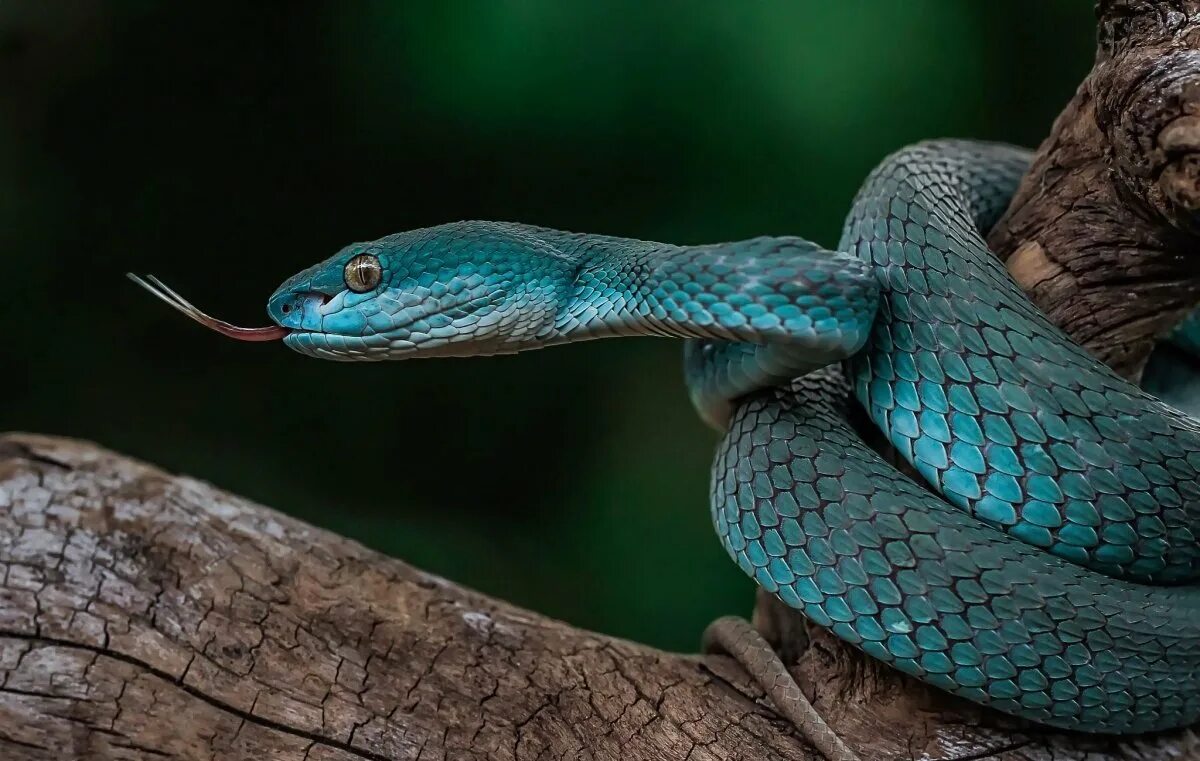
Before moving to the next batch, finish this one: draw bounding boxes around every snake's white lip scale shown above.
[126,273,290,342]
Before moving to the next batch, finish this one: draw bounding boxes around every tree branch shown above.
[0,434,809,760]
[0,435,1195,761]
[989,0,1200,382]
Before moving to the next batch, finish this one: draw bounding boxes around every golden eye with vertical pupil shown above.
[344,253,382,293]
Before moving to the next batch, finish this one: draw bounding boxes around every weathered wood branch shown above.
[990,0,1200,382]
[0,434,1197,761]
[0,435,806,760]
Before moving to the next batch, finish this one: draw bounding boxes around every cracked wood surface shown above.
[0,437,1197,761]
[0,434,812,761]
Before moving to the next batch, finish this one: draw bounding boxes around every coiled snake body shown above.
[132,140,1200,751]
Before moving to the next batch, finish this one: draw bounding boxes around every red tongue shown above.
[127,273,290,342]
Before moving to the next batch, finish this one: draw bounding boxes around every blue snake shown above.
[130,140,1200,755]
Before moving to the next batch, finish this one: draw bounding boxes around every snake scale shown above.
[131,140,1200,749]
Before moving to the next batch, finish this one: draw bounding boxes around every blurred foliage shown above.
[0,1,1094,650]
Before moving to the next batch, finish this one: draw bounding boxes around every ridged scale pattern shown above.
[712,368,1200,733]
[842,143,1200,584]
[706,141,1200,733]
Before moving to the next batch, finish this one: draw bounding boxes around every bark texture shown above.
[2,435,1198,761]
[989,0,1200,382]
[0,434,812,761]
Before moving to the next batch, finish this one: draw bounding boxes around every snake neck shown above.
[549,234,877,356]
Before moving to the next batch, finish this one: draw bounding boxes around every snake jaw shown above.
[127,273,291,342]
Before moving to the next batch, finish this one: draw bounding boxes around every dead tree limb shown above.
[990,0,1200,382]
[0,435,819,761]
[0,428,1194,761]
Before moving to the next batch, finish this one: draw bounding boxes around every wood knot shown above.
[1160,114,1200,211]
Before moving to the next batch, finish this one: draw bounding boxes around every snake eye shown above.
[344,253,382,293]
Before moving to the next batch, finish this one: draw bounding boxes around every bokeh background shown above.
[0,1,1095,650]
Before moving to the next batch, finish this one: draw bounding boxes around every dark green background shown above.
[1,2,1095,650]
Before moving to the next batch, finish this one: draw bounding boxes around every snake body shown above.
[138,140,1200,737]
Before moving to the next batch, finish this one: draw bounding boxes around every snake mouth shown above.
[127,273,291,342]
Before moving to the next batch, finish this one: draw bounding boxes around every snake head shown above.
[265,221,579,360]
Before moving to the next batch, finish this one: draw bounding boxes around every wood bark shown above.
[7,2,1200,760]
[991,0,1200,382]
[2,434,1197,761]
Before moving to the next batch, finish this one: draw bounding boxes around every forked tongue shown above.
[126,273,289,341]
